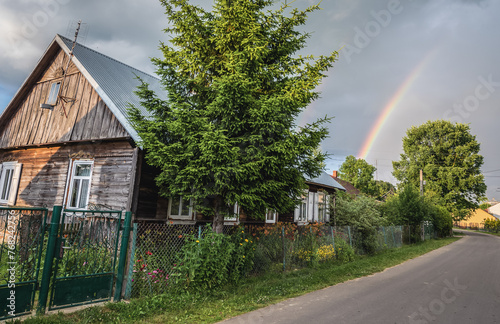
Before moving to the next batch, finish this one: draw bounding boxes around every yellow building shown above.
[455,209,496,229]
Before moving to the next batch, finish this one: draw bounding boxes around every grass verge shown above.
[13,237,460,324]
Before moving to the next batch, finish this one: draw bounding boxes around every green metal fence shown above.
[0,207,48,319]
[0,206,132,319]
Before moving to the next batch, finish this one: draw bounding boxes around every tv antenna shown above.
[58,20,85,117]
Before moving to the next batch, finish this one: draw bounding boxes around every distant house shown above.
[487,202,500,220]
[331,171,360,196]
[0,34,344,225]
[454,208,497,229]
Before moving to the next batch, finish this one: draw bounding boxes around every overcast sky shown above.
[1,0,499,200]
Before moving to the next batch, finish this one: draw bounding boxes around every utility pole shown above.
[420,169,423,196]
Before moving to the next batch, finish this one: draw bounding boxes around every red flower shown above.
[146,251,153,255]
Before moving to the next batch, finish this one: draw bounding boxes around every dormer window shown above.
[46,81,61,105]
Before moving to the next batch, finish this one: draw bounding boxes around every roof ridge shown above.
[57,34,160,81]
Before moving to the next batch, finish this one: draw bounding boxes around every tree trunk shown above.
[212,195,224,234]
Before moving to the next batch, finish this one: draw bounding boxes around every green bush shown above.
[171,225,254,291]
[335,238,355,263]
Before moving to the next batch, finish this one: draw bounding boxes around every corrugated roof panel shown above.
[57,35,166,142]
[306,171,346,191]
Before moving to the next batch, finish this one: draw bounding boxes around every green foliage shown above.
[334,237,355,263]
[484,218,500,232]
[383,185,428,226]
[392,120,486,221]
[383,184,453,238]
[339,155,378,196]
[171,225,254,291]
[129,0,338,230]
[332,193,386,254]
[374,180,395,201]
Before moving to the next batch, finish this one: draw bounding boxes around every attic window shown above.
[46,81,61,105]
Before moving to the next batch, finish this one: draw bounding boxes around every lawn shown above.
[11,237,460,324]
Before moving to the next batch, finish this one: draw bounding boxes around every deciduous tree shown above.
[392,120,486,220]
[339,155,377,196]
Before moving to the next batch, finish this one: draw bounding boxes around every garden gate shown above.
[0,206,132,319]
[0,207,48,318]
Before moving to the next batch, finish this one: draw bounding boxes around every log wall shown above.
[0,140,136,211]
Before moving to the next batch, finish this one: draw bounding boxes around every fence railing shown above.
[127,223,427,298]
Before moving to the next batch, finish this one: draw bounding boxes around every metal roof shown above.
[306,171,346,191]
[56,34,166,143]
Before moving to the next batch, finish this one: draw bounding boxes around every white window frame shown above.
[0,162,22,206]
[224,202,240,223]
[168,196,193,220]
[294,191,309,224]
[317,191,330,223]
[46,81,61,105]
[265,209,277,224]
[65,159,93,209]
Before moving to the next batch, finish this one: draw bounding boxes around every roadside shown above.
[13,237,460,324]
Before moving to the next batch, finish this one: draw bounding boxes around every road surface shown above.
[220,231,500,324]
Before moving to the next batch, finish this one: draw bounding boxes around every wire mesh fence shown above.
[127,222,426,298]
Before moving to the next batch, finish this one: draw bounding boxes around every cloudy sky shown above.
[1,0,499,200]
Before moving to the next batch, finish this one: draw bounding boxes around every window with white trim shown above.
[265,209,277,224]
[317,191,330,223]
[294,191,330,224]
[294,192,308,223]
[224,203,240,222]
[0,162,22,206]
[46,81,61,105]
[66,160,93,209]
[168,196,193,220]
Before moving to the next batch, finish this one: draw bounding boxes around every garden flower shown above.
[196,240,200,243]
[245,239,248,242]
[146,251,152,255]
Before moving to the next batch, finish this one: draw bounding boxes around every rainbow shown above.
[357,50,437,160]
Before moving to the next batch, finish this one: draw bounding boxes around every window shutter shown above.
[294,205,300,222]
[7,163,22,206]
[325,194,330,222]
[308,191,315,222]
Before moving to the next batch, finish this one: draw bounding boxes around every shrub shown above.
[171,225,254,291]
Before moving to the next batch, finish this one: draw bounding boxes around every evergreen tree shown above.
[129,0,338,232]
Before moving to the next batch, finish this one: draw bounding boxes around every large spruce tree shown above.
[129,0,338,232]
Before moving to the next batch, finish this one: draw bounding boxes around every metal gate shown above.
[0,207,48,319]
[46,207,125,310]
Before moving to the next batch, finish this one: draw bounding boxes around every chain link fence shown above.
[127,222,428,298]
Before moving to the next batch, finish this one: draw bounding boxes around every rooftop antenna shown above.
[57,20,82,117]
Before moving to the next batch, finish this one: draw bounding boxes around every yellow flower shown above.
[242,255,245,258]
[241,230,244,233]
[240,243,243,246]
[196,240,200,243]
[245,239,248,242]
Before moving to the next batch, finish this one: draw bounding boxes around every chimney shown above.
[332,170,338,178]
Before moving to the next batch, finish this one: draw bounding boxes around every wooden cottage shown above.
[0,34,344,224]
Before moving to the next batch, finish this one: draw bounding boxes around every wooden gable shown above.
[0,48,129,149]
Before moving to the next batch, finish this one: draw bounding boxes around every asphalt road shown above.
[220,231,500,324]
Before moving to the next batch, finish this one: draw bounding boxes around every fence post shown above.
[114,211,132,301]
[330,226,335,252]
[383,226,387,248]
[347,226,352,248]
[37,205,62,314]
[198,225,202,238]
[124,223,138,299]
[391,226,396,247]
[282,226,286,272]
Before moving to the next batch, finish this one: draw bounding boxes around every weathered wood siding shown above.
[0,49,128,149]
[0,141,135,211]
